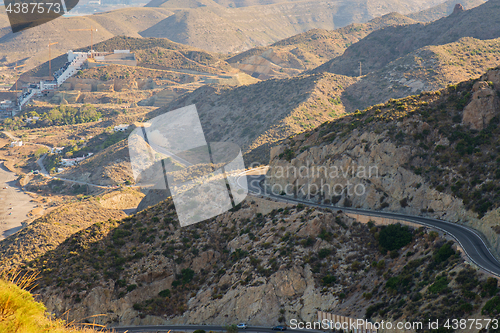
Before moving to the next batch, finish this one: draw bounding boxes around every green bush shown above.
[378,224,413,251]
[318,248,332,259]
[428,276,448,294]
[322,275,336,286]
[433,242,455,263]
[482,296,500,315]
[158,289,171,298]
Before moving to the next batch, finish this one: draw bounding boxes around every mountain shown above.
[151,72,357,164]
[315,0,500,77]
[0,8,174,69]
[337,36,500,110]
[408,0,487,22]
[140,0,446,53]
[226,13,417,80]
[266,65,500,255]
[25,196,496,327]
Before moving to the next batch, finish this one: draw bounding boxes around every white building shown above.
[10,141,23,147]
[114,124,130,132]
[60,153,93,167]
[50,147,65,154]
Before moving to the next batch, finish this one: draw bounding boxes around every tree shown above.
[225,325,238,333]
[378,223,413,252]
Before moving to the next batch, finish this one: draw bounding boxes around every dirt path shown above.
[0,162,38,240]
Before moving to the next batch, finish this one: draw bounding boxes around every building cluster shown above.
[6,49,135,116]
[60,152,94,167]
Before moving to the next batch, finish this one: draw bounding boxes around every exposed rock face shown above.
[453,4,465,14]
[462,73,500,130]
[267,129,473,222]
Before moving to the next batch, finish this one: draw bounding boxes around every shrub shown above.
[482,296,500,315]
[390,250,399,259]
[158,289,171,298]
[433,242,455,263]
[378,224,413,251]
[365,303,385,318]
[429,276,448,294]
[322,275,336,286]
[318,248,332,259]
[225,324,238,333]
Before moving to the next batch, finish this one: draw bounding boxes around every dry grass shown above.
[0,266,102,333]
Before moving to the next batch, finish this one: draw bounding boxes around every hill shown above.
[0,8,174,70]
[338,36,500,110]
[25,196,498,327]
[140,0,446,54]
[24,36,236,81]
[266,66,500,255]
[315,0,500,77]
[408,0,486,22]
[0,190,143,270]
[152,72,357,164]
[226,13,417,80]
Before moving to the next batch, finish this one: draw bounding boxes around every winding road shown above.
[242,172,500,277]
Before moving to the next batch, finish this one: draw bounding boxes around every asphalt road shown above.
[107,325,318,333]
[244,174,500,277]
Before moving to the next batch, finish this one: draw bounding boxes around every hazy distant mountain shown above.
[315,0,500,77]
[408,0,486,22]
[140,0,447,53]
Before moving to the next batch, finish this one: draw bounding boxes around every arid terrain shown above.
[2,1,500,332]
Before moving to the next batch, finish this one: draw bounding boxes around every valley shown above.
[2,0,500,332]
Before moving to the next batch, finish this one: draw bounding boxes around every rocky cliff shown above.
[267,67,500,255]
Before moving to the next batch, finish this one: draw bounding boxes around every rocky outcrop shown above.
[452,4,465,14]
[267,129,473,222]
[462,79,500,130]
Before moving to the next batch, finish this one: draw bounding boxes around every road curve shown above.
[243,174,500,277]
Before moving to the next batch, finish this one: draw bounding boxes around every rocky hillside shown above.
[27,196,500,329]
[152,72,357,163]
[337,36,500,110]
[226,13,417,80]
[0,189,143,270]
[266,66,500,254]
[315,0,500,77]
